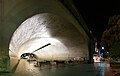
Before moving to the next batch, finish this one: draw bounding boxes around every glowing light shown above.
[93,56,100,62]
[102,47,104,49]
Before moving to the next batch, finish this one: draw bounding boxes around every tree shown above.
[101,15,120,58]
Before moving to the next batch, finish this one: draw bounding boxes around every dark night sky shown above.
[73,0,120,44]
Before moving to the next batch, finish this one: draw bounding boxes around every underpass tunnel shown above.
[9,13,89,62]
[0,0,93,72]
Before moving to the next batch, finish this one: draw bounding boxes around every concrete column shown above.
[0,0,10,72]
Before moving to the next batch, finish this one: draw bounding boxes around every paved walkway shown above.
[0,60,119,76]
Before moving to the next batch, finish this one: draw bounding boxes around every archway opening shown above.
[9,13,88,71]
[9,13,73,61]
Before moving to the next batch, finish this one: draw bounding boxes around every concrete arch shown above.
[0,0,90,72]
[9,13,88,60]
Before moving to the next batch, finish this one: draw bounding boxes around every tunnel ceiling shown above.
[9,13,89,60]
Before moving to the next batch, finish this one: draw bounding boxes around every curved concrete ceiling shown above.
[9,13,88,60]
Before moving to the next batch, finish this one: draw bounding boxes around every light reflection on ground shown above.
[1,59,115,76]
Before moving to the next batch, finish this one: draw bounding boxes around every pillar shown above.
[0,0,10,72]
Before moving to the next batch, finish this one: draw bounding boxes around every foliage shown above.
[101,25,120,47]
[101,15,120,58]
